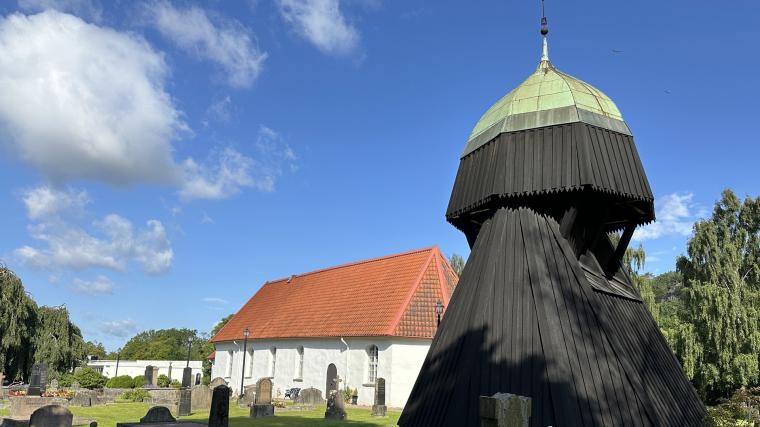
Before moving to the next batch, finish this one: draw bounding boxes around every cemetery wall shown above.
[86,360,203,381]
[212,336,427,408]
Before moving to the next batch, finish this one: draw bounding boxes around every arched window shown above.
[367,345,378,383]
[296,346,304,379]
[269,347,277,377]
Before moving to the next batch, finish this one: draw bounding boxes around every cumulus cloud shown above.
[277,0,360,55]
[17,0,103,21]
[634,193,702,241]
[22,186,89,220]
[100,319,139,337]
[148,1,267,88]
[72,275,115,295]
[15,186,174,274]
[0,11,184,185]
[179,127,297,200]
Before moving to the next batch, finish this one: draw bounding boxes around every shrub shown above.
[156,374,170,388]
[74,368,107,389]
[342,387,352,403]
[121,388,151,403]
[133,375,147,388]
[58,373,75,387]
[170,379,181,389]
[106,375,134,389]
[201,376,210,386]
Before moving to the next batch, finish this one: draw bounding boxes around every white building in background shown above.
[210,246,458,408]
[87,359,204,385]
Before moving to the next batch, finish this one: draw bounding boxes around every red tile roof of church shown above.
[211,246,458,342]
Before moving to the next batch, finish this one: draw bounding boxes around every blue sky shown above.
[0,0,757,351]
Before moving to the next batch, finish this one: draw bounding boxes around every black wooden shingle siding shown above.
[398,207,706,426]
[446,123,654,221]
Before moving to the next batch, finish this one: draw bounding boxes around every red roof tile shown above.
[211,246,458,342]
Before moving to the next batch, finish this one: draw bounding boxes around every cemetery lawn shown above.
[65,402,401,427]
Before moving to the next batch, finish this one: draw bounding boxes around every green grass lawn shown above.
[1,402,400,427]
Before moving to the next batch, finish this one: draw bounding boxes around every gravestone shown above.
[0,372,5,398]
[325,364,338,398]
[139,406,176,423]
[208,385,230,427]
[49,379,59,392]
[372,377,387,417]
[71,381,81,391]
[479,393,531,427]
[295,387,325,406]
[250,378,274,418]
[29,404,73,427]
[177,389,192,416]
[209,377,226,389]
[324,389,346,420]
[143,366,158,388]
[28,363,48,396]
[195,373,201,385]
[182,367,192,388]
[190,385,212,412]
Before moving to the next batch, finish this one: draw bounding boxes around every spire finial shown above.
[540,0,549,62]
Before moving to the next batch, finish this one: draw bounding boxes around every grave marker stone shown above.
[295,387,325,406]
[28,404,73,427]
[177,389,192,416]
[0,372,5,398]
[182,367,192,389]
[209,377,226,389]
[208,384,230,427]
[324,389,346,420]
[49,379,59,392]
[139,406,176,423]
[71,381,81,391]
[250,378,274,418]
[479,393,531,427]
[372,377,387,417]
[28,363,48,396]
[325,364,337,398]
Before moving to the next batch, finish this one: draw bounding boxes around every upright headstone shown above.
[49,379,59,392]
[209,377,226,389]
[29,404,73,427]
[28,363,48,396]
[143,366,153,388]
[151,366,159,387]
[177,389,192,416]
[0,372,5,398]
[325,364,338,398]
[139,406,176,423]
[182,367,193,388]
[372,377,387,417]
[71,381,81,391]
[209,385,230,427]
[295,387,325,406]
[479,393,532,427]
[250,378,274,418]
[324,389,347,421]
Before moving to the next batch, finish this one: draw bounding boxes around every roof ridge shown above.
[265,245,438,285]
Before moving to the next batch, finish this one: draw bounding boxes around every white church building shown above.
[210,246,458,408]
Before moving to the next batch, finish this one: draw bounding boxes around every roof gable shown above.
[211,246,458,342]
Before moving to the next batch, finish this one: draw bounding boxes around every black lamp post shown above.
[115,348,121,377]
[435,301,444,326]
[186,337,193,368]
[240,327,250,396]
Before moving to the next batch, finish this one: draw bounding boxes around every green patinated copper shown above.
[463,38,629,157]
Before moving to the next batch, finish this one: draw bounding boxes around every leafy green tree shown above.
[0,265,37,381]
[83,341,107,360]
[33,305,86,374]
[673,190,760,401]
[119,329,206,360]
[448,254,465,276]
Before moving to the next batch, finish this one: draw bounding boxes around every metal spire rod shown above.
[540,0,549,62]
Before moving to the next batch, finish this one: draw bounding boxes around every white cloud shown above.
[206,96,233,123]
[180,127,297,200]
[22,186,89,220]
[72,275,114,295]
[100,319,139,337]
[0,11,184,185]
[202,297,228,304]
[148,1,267,88]
[15,186,174,274]
[634,193,701,241]
[17,0,103,21]
[277,0,360,55]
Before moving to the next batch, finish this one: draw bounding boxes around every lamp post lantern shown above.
[240,327,250,396]
[435,301,444,326]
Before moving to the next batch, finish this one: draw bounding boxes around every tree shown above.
[673,189,760,402]
[119,329,206,360]
[83,341,107,360]
[33,305,86,376]
[448,254,465,276]
[0,265,37,381]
